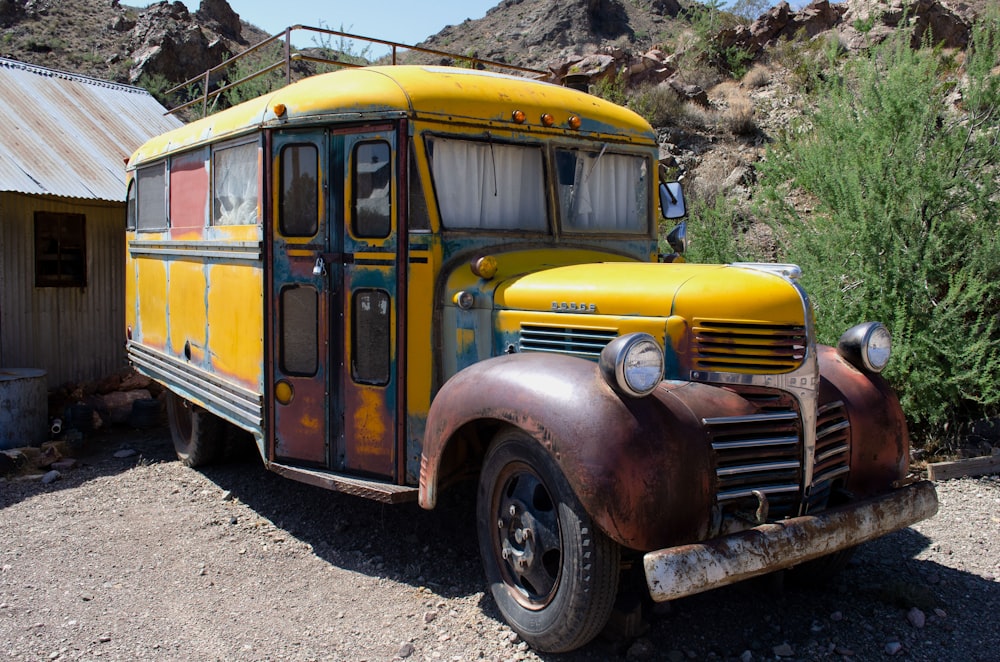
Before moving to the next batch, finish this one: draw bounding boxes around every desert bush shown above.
[757,20,1000,446]
[770,29,845,92]
[722,97,755,135]
[628,83,685,128]
[592,69,628,106]
[743,64,770,88]
[680,196,774,264]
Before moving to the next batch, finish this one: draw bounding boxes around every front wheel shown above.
[166,391,224,467]
[477,429,620,653]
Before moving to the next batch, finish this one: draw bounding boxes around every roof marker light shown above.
[541,113,555,127]
[568,115,582,130]
[273,103,287,117]
[511,110,526,124]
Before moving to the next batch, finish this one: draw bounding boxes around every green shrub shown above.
[757,20,1000,446]
[628,84,685,128]
[592,69,628,106]
[681,196,773,264]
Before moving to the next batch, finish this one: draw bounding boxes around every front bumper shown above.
[644,480,938,602]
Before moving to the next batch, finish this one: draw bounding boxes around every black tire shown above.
[786,547,856,586]
[477,428,620,653]
[166,392,225,467]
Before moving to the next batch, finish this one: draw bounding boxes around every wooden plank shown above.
[927,455,1000,481]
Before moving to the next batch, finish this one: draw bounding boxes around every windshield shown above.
[427,136,547,232]
[555,147,650,234]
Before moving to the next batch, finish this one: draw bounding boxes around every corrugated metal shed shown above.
[0,57,183,201]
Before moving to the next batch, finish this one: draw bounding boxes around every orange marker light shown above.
[273,103,287,117]
[275,380,294,405]
[511,109,526,124]
[541,113,555,127]
[568,115,582,130]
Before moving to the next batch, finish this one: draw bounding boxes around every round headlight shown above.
[837,322,892,373]
[599,333,664,398]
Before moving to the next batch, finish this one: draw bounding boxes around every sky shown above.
[138,1,504,56]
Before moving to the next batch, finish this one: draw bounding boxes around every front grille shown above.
[518,324,618,359]
[807,400,851,511]
[692,319,807,373]
[706,408,803,519]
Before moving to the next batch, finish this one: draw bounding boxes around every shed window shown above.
[35,212,86,288]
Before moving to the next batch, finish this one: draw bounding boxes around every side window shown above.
[126,180,136,231]
[408,144,430,232]
[352,289,390,385]
[279,143,319,237]
[169,147,210,229]
[280,285,318,376]
[352,141,391,238]
[34,212,86,288]
[213,141,259,226]
[136,162,167,231]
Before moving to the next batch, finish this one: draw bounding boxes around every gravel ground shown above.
[1,426,998,661]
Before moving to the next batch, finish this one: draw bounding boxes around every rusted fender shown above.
[643,479,938,602]
[817,345,910,497]
[419,352,757,551]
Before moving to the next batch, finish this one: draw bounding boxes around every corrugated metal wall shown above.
[0,192,126,386]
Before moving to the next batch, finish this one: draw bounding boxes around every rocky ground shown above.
[1,426,998,661]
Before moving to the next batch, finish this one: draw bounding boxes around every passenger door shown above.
[270,130,336,466]
[337,126,400,479]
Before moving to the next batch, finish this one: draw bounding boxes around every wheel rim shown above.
[490,461,563,610]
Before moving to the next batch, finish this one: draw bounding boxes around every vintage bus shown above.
[125,64,938,652]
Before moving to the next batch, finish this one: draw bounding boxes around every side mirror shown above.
[659,181,686,220]
[666,221,686,255]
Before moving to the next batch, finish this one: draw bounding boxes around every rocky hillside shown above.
[0,0,268,85]
[0,0,991,205]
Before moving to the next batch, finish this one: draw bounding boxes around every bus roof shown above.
[129,65,656,166]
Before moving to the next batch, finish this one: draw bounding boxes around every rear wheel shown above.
[166,392,225,467]
[477,428,620,653]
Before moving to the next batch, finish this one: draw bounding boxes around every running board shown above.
[268,462,418,504]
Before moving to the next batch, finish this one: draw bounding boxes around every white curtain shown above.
[431,138,547,231]
[213,141,259,226]
[560,150,648,233]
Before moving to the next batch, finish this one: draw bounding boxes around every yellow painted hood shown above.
[495,262,807,325]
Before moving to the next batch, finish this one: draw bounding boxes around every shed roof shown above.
[0,57,183,202]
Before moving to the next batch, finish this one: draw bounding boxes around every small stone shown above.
[740,650,753,662]
[424,611,437,623]
[834,645,854,656]
[98,635,111,643]
[626,637,654,660]
[41,470,60,484]
[397,641,415,658]
[830,611,844,622]
[885,641,903,655]
[907,607,926,628]
[221,490,233,501]
[113,449,137,459]
[51,459,76,471]
[773,643,794,657]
